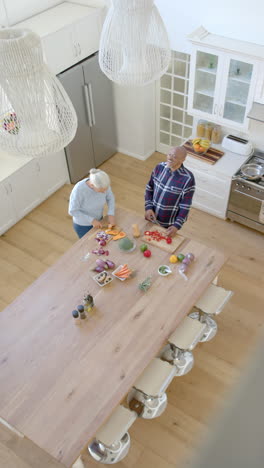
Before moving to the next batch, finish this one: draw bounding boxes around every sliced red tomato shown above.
[166,237,172,244]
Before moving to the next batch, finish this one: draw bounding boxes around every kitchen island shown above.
[0,207,227,467]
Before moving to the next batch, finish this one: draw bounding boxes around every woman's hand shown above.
[108,215,115,227]
[166,226,178,237]
[92,219,103,229]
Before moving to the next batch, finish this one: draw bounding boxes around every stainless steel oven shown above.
[227,151,264,233]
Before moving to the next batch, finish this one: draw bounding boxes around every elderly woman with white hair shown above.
[69,168,115,238]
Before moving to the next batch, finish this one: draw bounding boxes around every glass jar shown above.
[211,125,222,144]
[196,120,206,137]
[204,123,212,141]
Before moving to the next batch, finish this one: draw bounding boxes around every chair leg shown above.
[189,311,217,342]
[88,433,131,464]
[161,345,194,376]
[127,388,167,419]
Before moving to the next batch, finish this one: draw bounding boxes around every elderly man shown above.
[145,146,195,237]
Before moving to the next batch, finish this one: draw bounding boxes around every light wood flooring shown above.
[0,151,264,468]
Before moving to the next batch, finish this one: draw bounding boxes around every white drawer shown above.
[192,169,230,197]
[192,187,227,218]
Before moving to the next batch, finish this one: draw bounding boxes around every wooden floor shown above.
[1,151,264,468]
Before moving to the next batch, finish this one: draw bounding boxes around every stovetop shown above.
[234,150,264,188]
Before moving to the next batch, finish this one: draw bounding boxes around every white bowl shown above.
[93,271,113,287]
[112,265,128,281]
[158,265,172,276]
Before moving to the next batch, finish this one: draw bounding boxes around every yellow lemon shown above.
[169,255,178,264]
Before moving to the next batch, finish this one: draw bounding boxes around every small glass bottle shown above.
[83,294,94,313]
[211,125,221,144]
[204,123,212,141]
[72,309,80,324]
[77,305,86,320]
[196,119,206,137]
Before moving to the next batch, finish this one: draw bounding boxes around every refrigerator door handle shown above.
[88,83,96,126]
[84,84,92,127]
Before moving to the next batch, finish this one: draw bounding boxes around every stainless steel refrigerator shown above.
[58,53,117,183]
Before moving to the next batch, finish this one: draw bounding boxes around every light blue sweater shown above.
[68,178,115,226]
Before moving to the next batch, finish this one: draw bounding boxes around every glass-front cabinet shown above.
[188,47,259,130]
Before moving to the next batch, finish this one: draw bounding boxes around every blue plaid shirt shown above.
[145,162,195,230]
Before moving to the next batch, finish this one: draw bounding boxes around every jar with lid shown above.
[196,120,206,138]
[204,123,212,141]
[211,125,221,144]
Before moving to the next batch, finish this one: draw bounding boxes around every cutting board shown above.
[183,140,224,165]
[142,226,185,253]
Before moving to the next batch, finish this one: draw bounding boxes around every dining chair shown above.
[189,283,233,342]
[127,357,176,419]
[88,405,137,464]
[160,316,206,375]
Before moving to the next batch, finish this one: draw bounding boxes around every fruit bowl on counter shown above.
[192,138,210,155]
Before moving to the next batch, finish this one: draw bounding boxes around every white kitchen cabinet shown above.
[189,48,259,130]
[184,148,249,219]
[188,27,263,131]
[10,161,42,219]
[15,2,102,75]
[38,150,69,198]
[0,150,69,235]
[0,181,17,235]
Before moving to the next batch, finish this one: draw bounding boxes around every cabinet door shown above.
[42,27,76,75]
[0,181,17,235]
[83,54,117,166]
[58,64,95,183]
[38,150,69,199]
[75,12,101,63]
[219,55,258,128]
[188,47,223,120]
[10,161,42,220]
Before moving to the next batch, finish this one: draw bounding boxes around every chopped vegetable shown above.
[166,237,172,244]
[158,265,170,274]
[139,277,152,292]
[185,252,195,261]
[114,264,133,279]
[140,244,148,252]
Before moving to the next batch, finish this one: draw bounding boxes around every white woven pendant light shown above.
[0,28,77,157]
[99,0,171,86]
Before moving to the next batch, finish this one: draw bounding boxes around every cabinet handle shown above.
[9,183,12,193]
[220,105,224,116]
[84,84,92,127]
[74,44,78,57]
[88,83,96,126]
[214,103,218,115]
[78,42,81,55]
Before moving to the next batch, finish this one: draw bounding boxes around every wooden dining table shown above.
[0,207,227,467]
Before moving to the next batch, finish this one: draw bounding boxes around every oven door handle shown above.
[234,189,262,202]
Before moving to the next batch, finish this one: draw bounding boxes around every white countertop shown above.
[0,150,32,182]
[185,142,250,179]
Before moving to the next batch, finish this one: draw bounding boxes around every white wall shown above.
[0,0,62,26]
[155,0,264,53]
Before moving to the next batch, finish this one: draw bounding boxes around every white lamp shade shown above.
[99,0,171,86]
[0,28,77,157]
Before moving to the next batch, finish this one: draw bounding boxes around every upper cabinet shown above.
[15,2,103,75]
[188,27,264,131]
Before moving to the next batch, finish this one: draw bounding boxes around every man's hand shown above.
[92,219,103,229]
[166,226,178,237]
[145,209,157,222]
[108,215,115,227]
